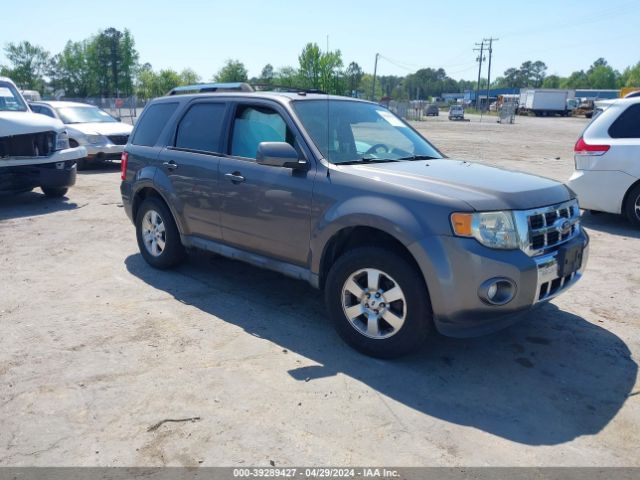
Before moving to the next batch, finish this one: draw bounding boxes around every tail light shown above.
[120,151,129,181]
[574,137,610,156]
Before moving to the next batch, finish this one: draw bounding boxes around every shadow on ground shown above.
[77,161,121,175]
[582,212,640,239]
[0,191,80,221]
[125,252,636,446]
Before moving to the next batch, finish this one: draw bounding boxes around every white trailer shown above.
[519,89,574,117]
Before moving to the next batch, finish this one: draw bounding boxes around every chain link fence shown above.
[56,96,147,125]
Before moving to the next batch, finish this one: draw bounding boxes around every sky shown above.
[1,0,639,82]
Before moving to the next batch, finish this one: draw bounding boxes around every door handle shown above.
[163,160,178,170]
[225,172,245,184]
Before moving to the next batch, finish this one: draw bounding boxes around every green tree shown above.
[621,62,640,87]
[86,27,139,97]
[542,74,561,88]
[259,63,274,85]
[214,59,248,82]
[345,62,363,95]
[3,41,51,91]
[561,70,589,88]
[297,42,344,93]
[156,69,181,95]
[179,68,200,85]
[49,40,92,97]
[135,63,158,99]
[274,66,298,87]
[585,59,619,89]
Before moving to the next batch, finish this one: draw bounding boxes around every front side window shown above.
[292,100,442,164]
[0,81,28,112]
[175,102,227,153]
[608,103,640,139]
[56,106,117,124]
[230,105,293,159]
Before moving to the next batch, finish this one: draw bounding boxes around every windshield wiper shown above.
[396,155,438,161]
[337,158,401,165]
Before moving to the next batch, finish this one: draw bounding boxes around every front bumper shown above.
[84,143,125,162]
[0,160,77,194]
[408,229,589,338]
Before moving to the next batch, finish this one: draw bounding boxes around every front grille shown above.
[108,135,129,145]
[519,200,580,256]
[0,131,56,158]
[538,272,577,301]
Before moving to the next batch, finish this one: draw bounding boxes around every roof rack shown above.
[167,82,254,95]
[252,84,327,95]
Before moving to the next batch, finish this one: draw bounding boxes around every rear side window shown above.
[608,103,640,138]
[175,103,227,153]
[132,102,178,147]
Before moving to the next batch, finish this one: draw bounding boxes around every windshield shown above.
[0,81,28,112]
[56,106,117,124]
[292,100,442,164]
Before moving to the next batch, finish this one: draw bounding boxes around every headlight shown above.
[55,131,70,151]
[87,134,105,145]
[451,211,519,249]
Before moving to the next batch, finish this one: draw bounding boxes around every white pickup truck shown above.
[0,77,86,197]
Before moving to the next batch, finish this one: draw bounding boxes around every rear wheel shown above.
[41,187,68,198]
[325,247,432,358]
[135,197,186,268]
[624,184,640,228]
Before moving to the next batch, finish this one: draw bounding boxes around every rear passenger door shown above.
[217,102,315,266]
[157,100,229,241]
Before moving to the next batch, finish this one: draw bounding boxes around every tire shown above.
[624,183,640,228]
[76,158,87,170]
[325,246,432,358]
[41,187,68,198]
[135,197,186,269]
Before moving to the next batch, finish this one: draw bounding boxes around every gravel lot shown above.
[1,113,638,467]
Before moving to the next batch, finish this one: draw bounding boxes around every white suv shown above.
[568,97,640,226]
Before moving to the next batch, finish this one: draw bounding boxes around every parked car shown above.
[448,105,465,120]
[121,89,588,358]
[20,90,41,102]
[30,101,132,169]
[568,97,640,227]
[425,104,439,116]
[0,77,85,197]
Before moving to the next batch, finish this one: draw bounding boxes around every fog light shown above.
[479,278,516,305]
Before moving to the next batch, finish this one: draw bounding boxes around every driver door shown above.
[217,102,315,266]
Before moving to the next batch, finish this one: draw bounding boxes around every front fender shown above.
[310,196,428,275]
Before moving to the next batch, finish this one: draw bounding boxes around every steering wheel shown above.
[365,143,390,156]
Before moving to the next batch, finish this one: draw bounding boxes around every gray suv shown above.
[120,91,589,358]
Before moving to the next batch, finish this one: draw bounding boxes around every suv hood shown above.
[336,159,572,211]
[66,122,133,136]
[0,111,64,136]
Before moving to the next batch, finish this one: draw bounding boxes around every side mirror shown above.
[256,142,306,169]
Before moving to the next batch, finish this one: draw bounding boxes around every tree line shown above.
[1,28,639,101]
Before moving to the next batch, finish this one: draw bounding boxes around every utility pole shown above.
[371,53,379,102]
[484,38,498,112]
[473,42,485,110]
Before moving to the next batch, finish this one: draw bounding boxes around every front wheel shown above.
[624,184,640,228]
[135,197,186,269]
[325,247,432,358]
[41,187,68,198]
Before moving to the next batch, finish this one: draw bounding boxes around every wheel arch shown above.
[317,225,429,302]
[132,185,186,235]
[622,178,640,217]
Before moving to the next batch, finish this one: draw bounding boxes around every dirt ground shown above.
[0,113,638,467]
